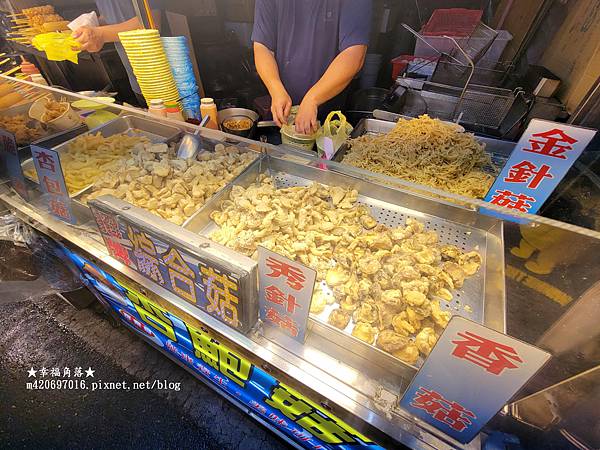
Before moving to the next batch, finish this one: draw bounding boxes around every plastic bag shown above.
[32,32,80,64]
[316,111,353,159]
[0,213,82,303]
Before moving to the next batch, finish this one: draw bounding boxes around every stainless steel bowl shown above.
[218,108,259,138]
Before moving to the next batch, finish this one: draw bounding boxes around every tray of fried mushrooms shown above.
[184,154,505,371]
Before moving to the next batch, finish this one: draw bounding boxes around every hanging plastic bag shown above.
[32,32,81,64]
[315,111,353,159]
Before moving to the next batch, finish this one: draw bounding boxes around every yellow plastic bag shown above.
[315,111,353,159]
[32,32,80,64]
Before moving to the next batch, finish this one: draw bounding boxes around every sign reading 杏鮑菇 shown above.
[400,316,550,443]
[31,144,75,223]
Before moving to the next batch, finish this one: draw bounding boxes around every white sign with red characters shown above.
[400,316,550,444]
[30,144,75,224]
[258,246,316,343]
[484,119,596,215]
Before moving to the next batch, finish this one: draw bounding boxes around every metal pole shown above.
[131,0,154,29]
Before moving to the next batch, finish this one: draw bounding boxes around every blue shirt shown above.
[252,0,372,105]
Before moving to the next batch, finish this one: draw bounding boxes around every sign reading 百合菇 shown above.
[484,119,596,215]
[0,128,28,200]
[60,247,382,450]
[30,144,75,223]
[258,246,315,343]
[400,316,550,443]
[89,200,257,333]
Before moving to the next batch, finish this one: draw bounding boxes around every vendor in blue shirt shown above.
[252,0,372,135]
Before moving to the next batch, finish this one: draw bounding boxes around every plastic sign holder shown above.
[400,316,550,444]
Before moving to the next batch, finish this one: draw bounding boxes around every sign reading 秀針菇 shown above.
[89,203,256,333]
[30,144,75,223]
[0,128,28,200]
[400,316,550,443]
[484,119,596,215]
[258,246,316,343]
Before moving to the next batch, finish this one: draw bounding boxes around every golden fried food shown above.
[415,327,438,356]
[392,313,416,336]
[23,5,55,16]
[328,308,351,330]
[431,300,451,329]
[343,115,496,198]
[86,143,256,225]
[352,303,378,325]
[209,179,482,363]
[351,322,377,344]
[309,288,328,314]
[24,132,148,194]
[393,342,420,365]
[376,329,410,353]
[223,118,252,131]
[0,114,45,145]
[40,98,68,123]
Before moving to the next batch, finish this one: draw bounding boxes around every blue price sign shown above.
[484,119,596,215]
[30,144,75,223]
[0,128,28,200]
[400,316,550,444]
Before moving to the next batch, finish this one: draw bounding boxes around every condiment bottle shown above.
[165,101,184,121]
[148,99,166,117]
[200,97,218,129]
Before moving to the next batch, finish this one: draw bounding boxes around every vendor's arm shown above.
[295,45,367,134]
[254,42,292,127]
[73,9,161,53]
[295,0,372,134]
[252,0,291,126]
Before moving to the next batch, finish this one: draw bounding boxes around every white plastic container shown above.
[148,99,166,117]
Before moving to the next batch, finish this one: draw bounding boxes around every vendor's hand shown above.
[271,87,292,127]
[295,96,318,135]
[72,26,105,53]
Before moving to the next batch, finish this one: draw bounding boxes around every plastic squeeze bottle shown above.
[200,97,218,129]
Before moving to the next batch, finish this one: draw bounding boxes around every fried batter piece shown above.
[353,302,378,324]
[208,177,483,361]
[328,308,351,330]
[393,342,420,365]
[87,143,255,225]
[415,327,438,356]
[376,329,409,353]
[351,322,378,344]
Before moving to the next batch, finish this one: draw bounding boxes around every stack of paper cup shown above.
[118,29,180,106]
[161,36,200,119]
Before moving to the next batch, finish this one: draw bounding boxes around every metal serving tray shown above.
[334,118,515,169]
[20,115,183,198]
[0,98,85,149]
[184,154,505,375]
[73,141,260,230]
